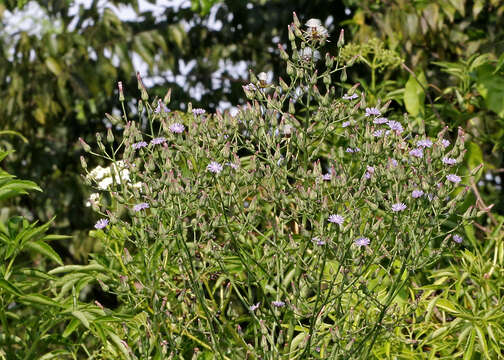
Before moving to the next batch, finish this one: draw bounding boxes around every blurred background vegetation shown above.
[1,0,504,357]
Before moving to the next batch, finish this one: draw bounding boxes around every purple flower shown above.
[342,93,359,100]
[441,139,450,148]
[132,141,148,150]
[373,130,384,137]
[392,202,407,212]
[322,173,332,181]
[226,162,239,170]
[133,202,149,212]
[365,166,375,179]
[94,219,109,229]
[365,107,381,117]
[272,300,285,307]
[169,123,185,134]
[390,158,398,167]
[150,137,166,145]
[243,83,257,92]
[207,161,223,174]
[442,157,457,165]
[192,108,206,115]
[354,237,370,247]
[328,214,344,225]
[312,237,326,246]
[373,117,388,124]
[387,120,403,133]
[346,147,354,153]
[412,190,424,198]
[342,121,351,128]
[447,174,461,183]
[154,100,169,114]
[417,139,433,148]
[249,303,260,311]
[453,234,463,243]
[409,148,424,158]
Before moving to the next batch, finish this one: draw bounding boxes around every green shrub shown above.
[71,15,478,359]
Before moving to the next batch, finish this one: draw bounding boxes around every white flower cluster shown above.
[85,161,141,207]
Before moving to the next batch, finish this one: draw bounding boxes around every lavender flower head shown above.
[373,117,388,124]
[442,157,457,165]
[328,214,344,225]
[322,173,332,181]
[342,93,359,100]
[342,121,351,128]
[192,108,206,116]
[133,202,149,212]
[272,300,285,307]
[392,202,407,212]
[94,219,109,229]
[132,141,148,150]
[390,158,398,167]
[452,234,463,243]
[169,123,185,134]
[312,237,326,246]
[417,139,433,148]
[387,120,403,133]
[249,303,260,311]
[207,161,223,174]
[412,189,424,199]
[373,130,384,137]
[354,237,370,247]
[154,100,169,114]
[441,139,450,148]
[409,148,424,158]
[365,107,381,117]
[446,174,461,183]
[150,137,166,145]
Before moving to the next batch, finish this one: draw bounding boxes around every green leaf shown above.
[404,72,426,117]
[45,57,63,76]
[48,263,106,275]
[476,64,504,118]
[474,324,490,359]
[436,298,460,315]
[463,329,476,360]
[0,278,23,296]
[62,318,80,338]
[25,240,63,265]
[72,310,90,329]
[19,294,64,308]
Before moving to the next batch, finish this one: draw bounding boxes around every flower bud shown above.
[278,44,289,61]
[293,12,301,29]
[80,155,87,169]
[118,81,125,102]
[288,24,295,41]
[337,29,345,48]
[136,72,148,101]
[325,53,334,68]
[340,67,347,82]
[138,99,144,114]
[164,88,171,105]
[107,127,114,143]
[79,137,91,152]
[279,77,289,92]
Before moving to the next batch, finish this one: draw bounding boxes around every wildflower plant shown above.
[73,13,478,359]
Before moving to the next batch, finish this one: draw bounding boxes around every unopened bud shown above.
[163,88,171,105]
[107,127,114,143]
[136,72,149,101]
[96,133,105,152]
[118,81,125,102]
[79,137,91,152]
[279,77,289,92]
[293,12,301,28]
[337,29,345,48]
[325,53,334,68]
[80,156,87,169]
[278,44,289,60]
[340,67,347,82]
[249,70,257,84]
[105,113,120,125]
[138,99,143,114]
[288,24,295,41]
